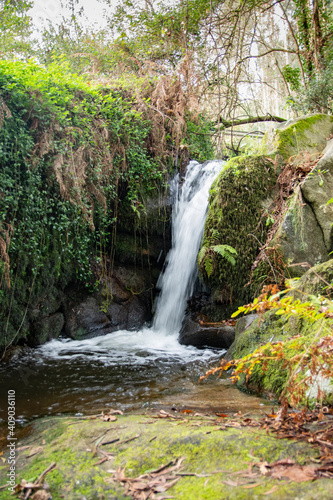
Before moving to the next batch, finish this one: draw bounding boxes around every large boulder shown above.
[225,261,333,401]
[301,140,333,251]
[288,258,333,298]
[263,114,333,160]
[63,266,154,340]
[198,155,279,320]
[271,191,329,277]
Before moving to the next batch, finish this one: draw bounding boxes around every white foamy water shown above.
[38,160,223,363]
[153,160,223,334]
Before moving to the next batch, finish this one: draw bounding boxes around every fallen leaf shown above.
[101,415,117,422]
[131,481,149,491]
[27,446,44,458]
[270,465,316,482]
[259,462,269,475]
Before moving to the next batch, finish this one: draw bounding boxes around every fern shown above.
[204,255,213,277]
[211,229,221,242]
[212,244,238,266]
[198,245,208,264]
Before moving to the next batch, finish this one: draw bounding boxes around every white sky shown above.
[29,0,113,32]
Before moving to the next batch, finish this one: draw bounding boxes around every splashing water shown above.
[153,160,223,334]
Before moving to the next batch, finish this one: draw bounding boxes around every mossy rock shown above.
[263,114,333,160]
[227,308,333,402]
[288,259,333,298]
[301,140,333,251]
[270,190,329,278]
[224,260,333,402]
[199,155,278,318]
[1,414,333,499]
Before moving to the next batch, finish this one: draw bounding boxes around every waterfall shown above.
[9,160,226,419]
[153,160,223,335]
[36,160,224,364]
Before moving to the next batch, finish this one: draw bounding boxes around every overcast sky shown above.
[29,0,112,32]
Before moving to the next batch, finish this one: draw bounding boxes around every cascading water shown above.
[2,159,266,423]
[153,160,223,335]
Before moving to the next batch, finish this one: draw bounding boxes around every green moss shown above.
[199,155,278,318]
[228,305,333,404]
[290,259,333,297]
[1,414,332,499]
[0,60,180,350]
[264,114,333,160]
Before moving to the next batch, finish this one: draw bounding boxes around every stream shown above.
[0,161,270,426]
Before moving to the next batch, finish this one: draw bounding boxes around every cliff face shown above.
[195,115,333,405]
[197,114,333,321]
[0,61,180,352]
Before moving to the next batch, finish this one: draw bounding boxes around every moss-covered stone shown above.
[263,114,333,160]
[270,190,329,278]
[1,414,333,499]
[227,308,333,402]
[200,115,333,323]
[289,259,333,298]
[226,260,333,403]
[199,155,278,319]
[302,140,333,251]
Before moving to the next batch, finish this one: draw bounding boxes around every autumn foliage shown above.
[201,284,333,407]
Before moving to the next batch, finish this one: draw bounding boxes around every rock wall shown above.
[193,115,333,326]
[24,191,173,346]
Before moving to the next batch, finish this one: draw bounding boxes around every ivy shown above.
[0,60,172,349]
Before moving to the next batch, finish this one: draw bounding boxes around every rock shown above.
[288,259,333,298]
[102,275,132,303]
[65,297,112,340]
[179,316,235,349]
[263,114,333,160]
[106,302,128,328]
[106,296,150,330]
[235,313,259,339]
[225,309,292,363]
[301,140,333,251]
[5,414,333,500]
[127,296,149,330]
[30,312,65,346]
[64,285,151,340]
[198,154,280,321]
[271,191,329,277]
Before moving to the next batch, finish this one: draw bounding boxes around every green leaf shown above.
[204,255,213,277]
[212,244,238,266]
[198,245,207,264]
